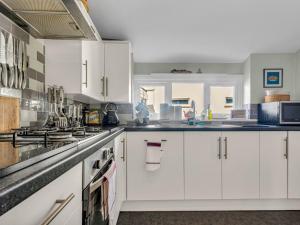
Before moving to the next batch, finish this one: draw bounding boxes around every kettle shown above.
[102,103,120,126]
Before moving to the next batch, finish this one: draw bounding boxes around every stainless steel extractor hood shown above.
[0,0,101,40]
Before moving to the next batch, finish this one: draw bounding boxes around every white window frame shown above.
[133,73,244,116]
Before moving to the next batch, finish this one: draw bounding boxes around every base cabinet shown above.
[222,132,260,199]
[184,132,260,200]
[184,132,222,199]
[110,132,127,225]
[260,132,288,199]
[127,132,184,200]
[0,163,82,225]
[288,131,300,198]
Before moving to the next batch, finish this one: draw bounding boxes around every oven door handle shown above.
[90,176,105,194]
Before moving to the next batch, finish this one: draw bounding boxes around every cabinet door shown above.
[0,163,82,225]
[184,132,222,199]
[82,41,105,101]
[127,132,184,200]
[260,132,288,199]
[222,132,259,199]
[104,42,131,103]
[288,132,300,198]
[111,133,126,225]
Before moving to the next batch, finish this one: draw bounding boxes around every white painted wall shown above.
[249,53,297,104]
[134,63,243,75]
[295,50,300,100]
[243,56,251,104]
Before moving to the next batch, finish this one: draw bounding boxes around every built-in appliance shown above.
[258,101,300,125]
[0,0,100,40]
[0,127,109,177]
[102,103,120,126]
[82,140,115,225]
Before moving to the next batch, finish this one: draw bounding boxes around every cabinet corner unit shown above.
[45,40,132,104]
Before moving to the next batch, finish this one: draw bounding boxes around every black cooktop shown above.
[0,127,106,178]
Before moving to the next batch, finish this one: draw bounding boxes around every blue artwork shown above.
[264,69,283,88]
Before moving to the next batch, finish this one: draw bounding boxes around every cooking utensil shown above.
[21,41,27,89]
[17,40,23,89]
[0,32,8,87]
[7,33,14,88]
[13,38,18,88]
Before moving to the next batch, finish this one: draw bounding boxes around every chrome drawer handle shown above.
[40,193,75,225]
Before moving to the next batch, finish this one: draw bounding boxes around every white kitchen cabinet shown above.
[0,163,82,225]
[288,132,300,198]
[127,132,184,200]
[260,132,288,199]
[45,40,105,103]
[184,132,222,199]
[222,132,259,199]
[110,132,127,225]
[104,41,132,103]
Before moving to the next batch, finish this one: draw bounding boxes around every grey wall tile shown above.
[11,23,29,43]
[0,13,11,33]
[37,52,45,64]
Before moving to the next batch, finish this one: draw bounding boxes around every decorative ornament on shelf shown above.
[170,69,192,74]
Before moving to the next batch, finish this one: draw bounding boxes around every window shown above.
[210,86,235,115]
[172,83,204,119]
[133,74,243,120]
[140,85,165,120]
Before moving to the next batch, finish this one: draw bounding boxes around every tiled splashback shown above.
[0,13,47,127]
[91,103,134,125]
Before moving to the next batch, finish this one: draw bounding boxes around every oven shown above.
[82,141,115,225]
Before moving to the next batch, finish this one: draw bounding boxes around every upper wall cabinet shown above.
[103,41,132,103]
[45,40,105,103]
[45,40,132,104]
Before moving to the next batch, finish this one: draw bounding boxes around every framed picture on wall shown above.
[263,68,283,88]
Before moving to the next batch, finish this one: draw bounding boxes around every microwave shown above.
[258,101,300,125]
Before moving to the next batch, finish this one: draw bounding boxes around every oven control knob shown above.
[109,147,114,154]
[102,150,108,160]
[93,160,101,169]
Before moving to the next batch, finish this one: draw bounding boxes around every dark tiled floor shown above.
[117,211,300,225]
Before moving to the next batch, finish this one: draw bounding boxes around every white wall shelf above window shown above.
[133,73,244,120]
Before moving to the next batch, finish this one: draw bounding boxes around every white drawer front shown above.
[0,163,82,225]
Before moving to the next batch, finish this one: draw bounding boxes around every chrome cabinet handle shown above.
[101,76,105,96]
[41,193,75,225]
[284,136,288,159]
[224,137,228,159]
[218,137,222,159]
[82,60,88,88]
[121,138,126,162]
[105,77,108,96]
[144,140,167,142]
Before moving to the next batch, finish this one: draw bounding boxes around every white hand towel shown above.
[103,161,117,215]
[145,142,163,172]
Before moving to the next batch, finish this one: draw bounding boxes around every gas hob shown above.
[0,127,109,177]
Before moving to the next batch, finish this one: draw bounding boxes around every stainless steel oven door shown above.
[280,102,300,124]
[83,159,113,225]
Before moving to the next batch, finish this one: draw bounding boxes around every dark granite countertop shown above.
[0,127,124,217]
[124,124,300,131]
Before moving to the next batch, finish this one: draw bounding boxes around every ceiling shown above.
[89,0,300,63]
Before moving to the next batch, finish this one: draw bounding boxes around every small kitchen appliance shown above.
[258,101,300,125]
[102,103,120,126]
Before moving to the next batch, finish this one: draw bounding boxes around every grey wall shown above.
[246,53,297,104]
[296,50,300,100]
[134,63,244,75]
[0,13,46,127]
